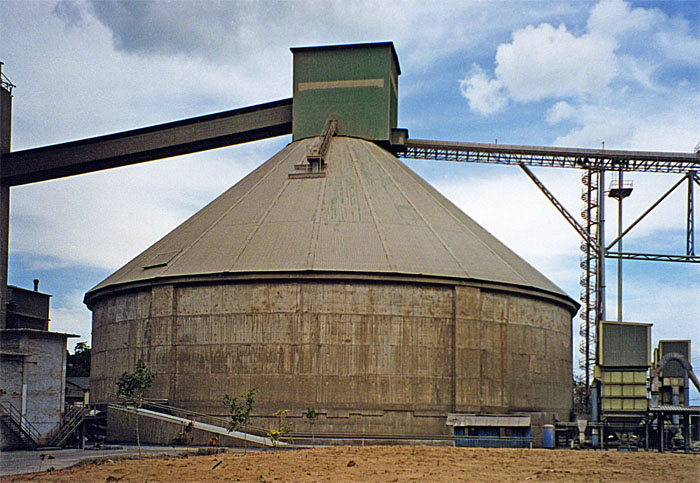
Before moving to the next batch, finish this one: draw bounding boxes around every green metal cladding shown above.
[291,42,400,143]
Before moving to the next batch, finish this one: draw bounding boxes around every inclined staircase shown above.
[110,400,285,448]
[0,400,41,449]
[47,404,87,447]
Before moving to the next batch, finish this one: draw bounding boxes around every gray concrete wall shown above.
[0,357,25,449]
[1,331,67,446]
[91,279,573,436]
[17,334,66,437]
[0,357,24,413]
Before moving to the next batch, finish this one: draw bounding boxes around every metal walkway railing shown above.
[140,400,270,438]
[109,404,284,448]
[0,400,41,448]
[47,404,86,447]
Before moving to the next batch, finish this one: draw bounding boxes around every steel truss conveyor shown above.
[400,139,700,174]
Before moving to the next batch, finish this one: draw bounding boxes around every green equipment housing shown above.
[291,42,407,148]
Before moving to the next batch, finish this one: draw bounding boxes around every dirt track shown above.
[2,446,698,482]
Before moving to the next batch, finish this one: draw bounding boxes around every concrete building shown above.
[85,43,578,439]
[0,284,78,449]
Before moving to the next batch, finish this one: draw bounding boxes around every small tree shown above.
[223,387,257,454]
[304,407,319,447]
[116,359,154,456]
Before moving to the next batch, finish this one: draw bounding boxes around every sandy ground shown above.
[2,446,698,483]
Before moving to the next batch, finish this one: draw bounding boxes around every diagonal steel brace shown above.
[518,163,599,250]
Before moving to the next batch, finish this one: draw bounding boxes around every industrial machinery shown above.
[595,321,651,449]
[585,330,700,452]
[649,340,700,452]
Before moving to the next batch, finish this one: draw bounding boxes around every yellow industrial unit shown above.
[600,370,648,412]
[597,321,651,415]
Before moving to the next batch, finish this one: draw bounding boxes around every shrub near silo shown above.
[305,407,319,447]
[116,359,154,456]
[223,387,258,454]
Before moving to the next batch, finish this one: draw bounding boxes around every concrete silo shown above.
[85,43,577,437]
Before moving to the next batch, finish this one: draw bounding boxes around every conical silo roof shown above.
[85,136,571,304]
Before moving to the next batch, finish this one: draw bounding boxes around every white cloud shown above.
[460,0,700,156]
[654,29,700,65]
[459,8,623,111]
[74,0,582,76]
[458,65,508,116]
[553,101,699,152]
[547,101,576,124]
[49,290,92,351]
[586,0,661,39]
[495,23,617,101]
[618,55,665,92]
[435,169,583,267]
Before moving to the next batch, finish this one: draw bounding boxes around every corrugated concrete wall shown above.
[91,279,572,436]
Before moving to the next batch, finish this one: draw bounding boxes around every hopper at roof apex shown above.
[291,42,404,145]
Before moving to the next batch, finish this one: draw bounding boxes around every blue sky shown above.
[1,0,698,401]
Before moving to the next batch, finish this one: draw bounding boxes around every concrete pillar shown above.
[591,379,600,448]
[0,63,11,330]
[0,183,8,330]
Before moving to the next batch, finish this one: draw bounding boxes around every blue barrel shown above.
[543,424,555,448]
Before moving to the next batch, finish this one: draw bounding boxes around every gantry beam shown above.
[606,251,700,263]
[401,139,700,174]
[1,98,293,186]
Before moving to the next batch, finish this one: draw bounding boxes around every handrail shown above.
[0,400,42,445]
[137,399,270,437]
[281,431,459,442]
[48,404,87,447]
